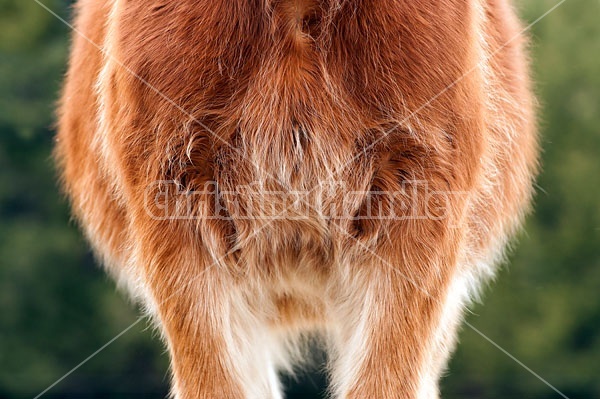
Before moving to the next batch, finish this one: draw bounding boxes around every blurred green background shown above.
[1,0,598,398]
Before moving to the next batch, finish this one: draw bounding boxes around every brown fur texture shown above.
[56,0,538,398]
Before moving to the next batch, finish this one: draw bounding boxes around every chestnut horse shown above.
[56,0,537,397]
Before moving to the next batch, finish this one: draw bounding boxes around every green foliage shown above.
[0,0,598,398]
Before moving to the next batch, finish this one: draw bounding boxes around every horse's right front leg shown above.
[137,224,282,399]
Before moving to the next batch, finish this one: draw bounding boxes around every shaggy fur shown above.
[56,0,538,398]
